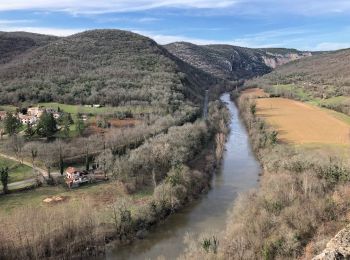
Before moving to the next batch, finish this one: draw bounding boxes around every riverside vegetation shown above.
[0,100,230,259]
[181,89,350,259]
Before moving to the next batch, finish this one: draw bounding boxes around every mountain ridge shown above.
[164,41,311,80]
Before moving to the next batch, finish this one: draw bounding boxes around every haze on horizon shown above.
[0,0,350,51]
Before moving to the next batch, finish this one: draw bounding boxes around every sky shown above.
[0,0,350,51]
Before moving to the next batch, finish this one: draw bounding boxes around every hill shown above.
[0,31,58,64]
[250,48,350,97]
[0,30,216,113]
[164,42,311,80]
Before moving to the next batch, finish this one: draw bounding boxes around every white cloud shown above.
[131,29,283,48]
[0,0,350,16]
[1,26,348,51]
[312,42,350,51]
[0,26,84,36]
[0,19,34,25]
[96,16,161,23]
[0,0,237,14]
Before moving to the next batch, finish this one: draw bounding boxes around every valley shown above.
[0,26,350,260]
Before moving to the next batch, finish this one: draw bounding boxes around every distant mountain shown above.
[0,29,216,111]
[165,42,311,80]
[251,48,350,98]
[0,31,58,64]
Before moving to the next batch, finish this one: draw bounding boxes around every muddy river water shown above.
[107,93,261,259]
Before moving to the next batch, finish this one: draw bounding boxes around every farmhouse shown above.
[65,167,90,188]
[18,113,37,125]
[65,167,80,179]
[27,107,44,118]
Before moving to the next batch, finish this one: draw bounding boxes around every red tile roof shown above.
[66,167,77,175]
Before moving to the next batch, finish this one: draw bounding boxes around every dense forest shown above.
[0,30,218,113]
[0,31,57,64]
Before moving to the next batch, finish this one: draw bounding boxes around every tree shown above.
[82,137,95,171]
[0,121,4,140]
[24,123,35,139]
[36,111,57,139]
[39,144,57,182]
[76,118,85,136]
[24,142,38,178]
[59,113,73,138]
[95,149,114,177]
[0,167,9,194]
[7,135,24,163]
[4,112,21,136]
[57,139,67,175]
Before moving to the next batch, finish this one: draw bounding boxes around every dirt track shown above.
[255,97,350,145]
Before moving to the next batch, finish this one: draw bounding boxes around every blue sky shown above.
[1,0,350,50]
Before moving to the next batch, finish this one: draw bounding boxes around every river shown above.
[107,93,261,259]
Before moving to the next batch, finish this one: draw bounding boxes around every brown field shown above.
[255,97,350,145]
[86,118,141,135]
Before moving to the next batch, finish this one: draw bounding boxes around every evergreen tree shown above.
[76,118,85,136]
[60,113,72,138]
[36,111,57,139]
[24,122,35,139]
[0,167,9,194]
[4,112,21,136]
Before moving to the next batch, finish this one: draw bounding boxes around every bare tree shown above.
[38,143,57,181]
[7,135,24,163]
[95,149,114,178]
[24,142,39,178]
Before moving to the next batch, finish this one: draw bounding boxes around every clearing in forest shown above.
[253,96,350,146]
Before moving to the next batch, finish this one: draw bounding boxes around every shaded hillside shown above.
[250,48,350,97]
[0,31,58,64]
[165,42,311,80]
[0,30,214,112]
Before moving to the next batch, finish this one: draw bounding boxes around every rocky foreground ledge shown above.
[313,226,350,260]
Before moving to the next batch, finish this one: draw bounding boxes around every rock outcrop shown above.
[313,226,350,260]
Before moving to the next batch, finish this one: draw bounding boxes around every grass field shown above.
[0,156,34,183]
[0,105,17,113]
[39,102,155,115]
[0,181,153,213]
[267,84,311,101]
[255,97,350,146]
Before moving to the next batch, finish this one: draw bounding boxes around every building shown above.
[65,167,90,188]
[53,112,61,119]
[65,167,80,179]
[27,107,44,118]
[18,113,37,125]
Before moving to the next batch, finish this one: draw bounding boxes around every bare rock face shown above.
[262,52,312,69]
[164,42,312,80]
[313,226,350,260]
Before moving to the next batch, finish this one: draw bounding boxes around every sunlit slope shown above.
[256,97,350,145]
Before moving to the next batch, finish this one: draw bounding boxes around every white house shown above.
[65,167,80,179]
[18,114,37,125]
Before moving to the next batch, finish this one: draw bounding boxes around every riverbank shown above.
[180,89,350,259]
[0,101,230,259]
[108,93,260,259]
[220,90,350,259]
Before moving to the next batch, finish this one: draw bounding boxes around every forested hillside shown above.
[250,48,350,97]
[0,30,216,113]
[165,42,311,80]
[0,31,57,64]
